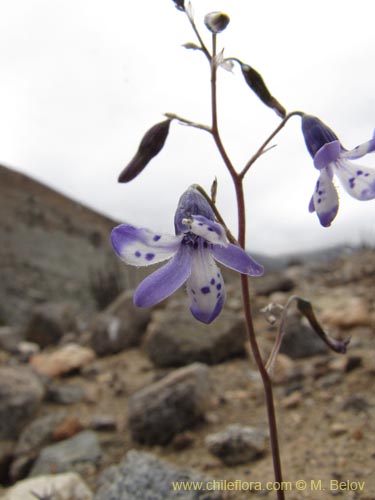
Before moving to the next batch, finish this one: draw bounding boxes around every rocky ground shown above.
[0,247,374,500]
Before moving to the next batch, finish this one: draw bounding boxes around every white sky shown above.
[0,0,374,255]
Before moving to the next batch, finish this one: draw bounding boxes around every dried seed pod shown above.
[204,11,230,34]
[118,119,171,183]
[240,63,286,118]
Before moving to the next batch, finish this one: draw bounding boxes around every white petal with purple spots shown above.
[334,160,375,201]
[311,168,339,227]
[341,131,375,160]
[183,215,228,245]
[186,241,226,324]
[111,224,182,266]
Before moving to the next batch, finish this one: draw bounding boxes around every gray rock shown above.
[279,312,328,359]
[128,363,211,445]
[0,326,23,352]
[29,430,102,477]
[95,450,224,500]
[205,424,267,465]
[253,272,295,296]
[14,412,68,458]
[90,291,151,356]
[144,308,246,367]
[46,383,85,405]
[25,302,77,348]
[0,366,45,439]
[0,441,13,484]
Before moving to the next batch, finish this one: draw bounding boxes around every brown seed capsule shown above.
[118,119,171,183]
[204,12,230,34]
[240,63,286,118]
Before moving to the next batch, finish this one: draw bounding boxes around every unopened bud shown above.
[204,11,230,34]
[118,119,171,183]
[240,63,286,118]
[172,0,185,11]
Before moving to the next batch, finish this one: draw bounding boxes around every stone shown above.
[0,326,23,352]
[0,441,13,485]
[128,363,212,445]
[279,312,328,359]
[90,290,151,356]
[320,296,371,329]
[340,394,370,413]
[46,382,85,404]
[29,430,102,477]
[2,472,93,500]
[0,366,45,439]
[95,450,224,500]
[205,424,267,465]
[24,302,77,348]
[144,308,246,367]
[30,343,96,377]
[253,272,295,296]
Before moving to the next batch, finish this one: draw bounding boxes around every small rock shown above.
[24,302,77,348]
[281,391,302,409]
[95,450,224,500]
[14,341,40,362]
[0,441,13,484]
[205,424,267,465]
[0,326,23,352]
[89,415,117,432]
[3,472,93,500]
[279,312,328,359]
[253,272,295,296]
[341,394,370,413]
[272,353,304,384]
[30,343,95,377]
[171,431,195,451]
[144,308,246,367]
[46,382,85,404]
[29,430,102,477]
[321,297,371,329]
[330,423,348,437]
[0,366,45,439]
[91,290,151,356]
[52,417,84,441]
[128,362,211,445]
[14,412,68,457]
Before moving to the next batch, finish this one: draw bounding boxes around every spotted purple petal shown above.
[313,140,341,170]
[186,240,226,324]
[134,245,192,307]
[341,130,375,160]
[334,159,375,200]
[111,224,182,266]
[211,243,264,276]
[311,169,339,227]
[184,215,228,245]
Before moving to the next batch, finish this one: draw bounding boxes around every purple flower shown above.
[302,115,375,227]
[111,186,264,323]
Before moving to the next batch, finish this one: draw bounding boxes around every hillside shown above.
[0,164,136,325]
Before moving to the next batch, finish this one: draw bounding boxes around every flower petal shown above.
[186,241,226,323]
[183,215,228,245]
[111,224,182,266]
[211,243,264,276]
[341,130,375,160]
[311,169,339,227]
[313,140,341,170]
[134,245,192,307]
[334,159,375,200]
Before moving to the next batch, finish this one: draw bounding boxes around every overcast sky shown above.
[0,0,374,255]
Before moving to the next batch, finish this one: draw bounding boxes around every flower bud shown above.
[172,0,185,11]
[240,63,286,118]
[301,114,339,158]
[174,185,215,234]
[118,119,171,183]
[204,11,230,34]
